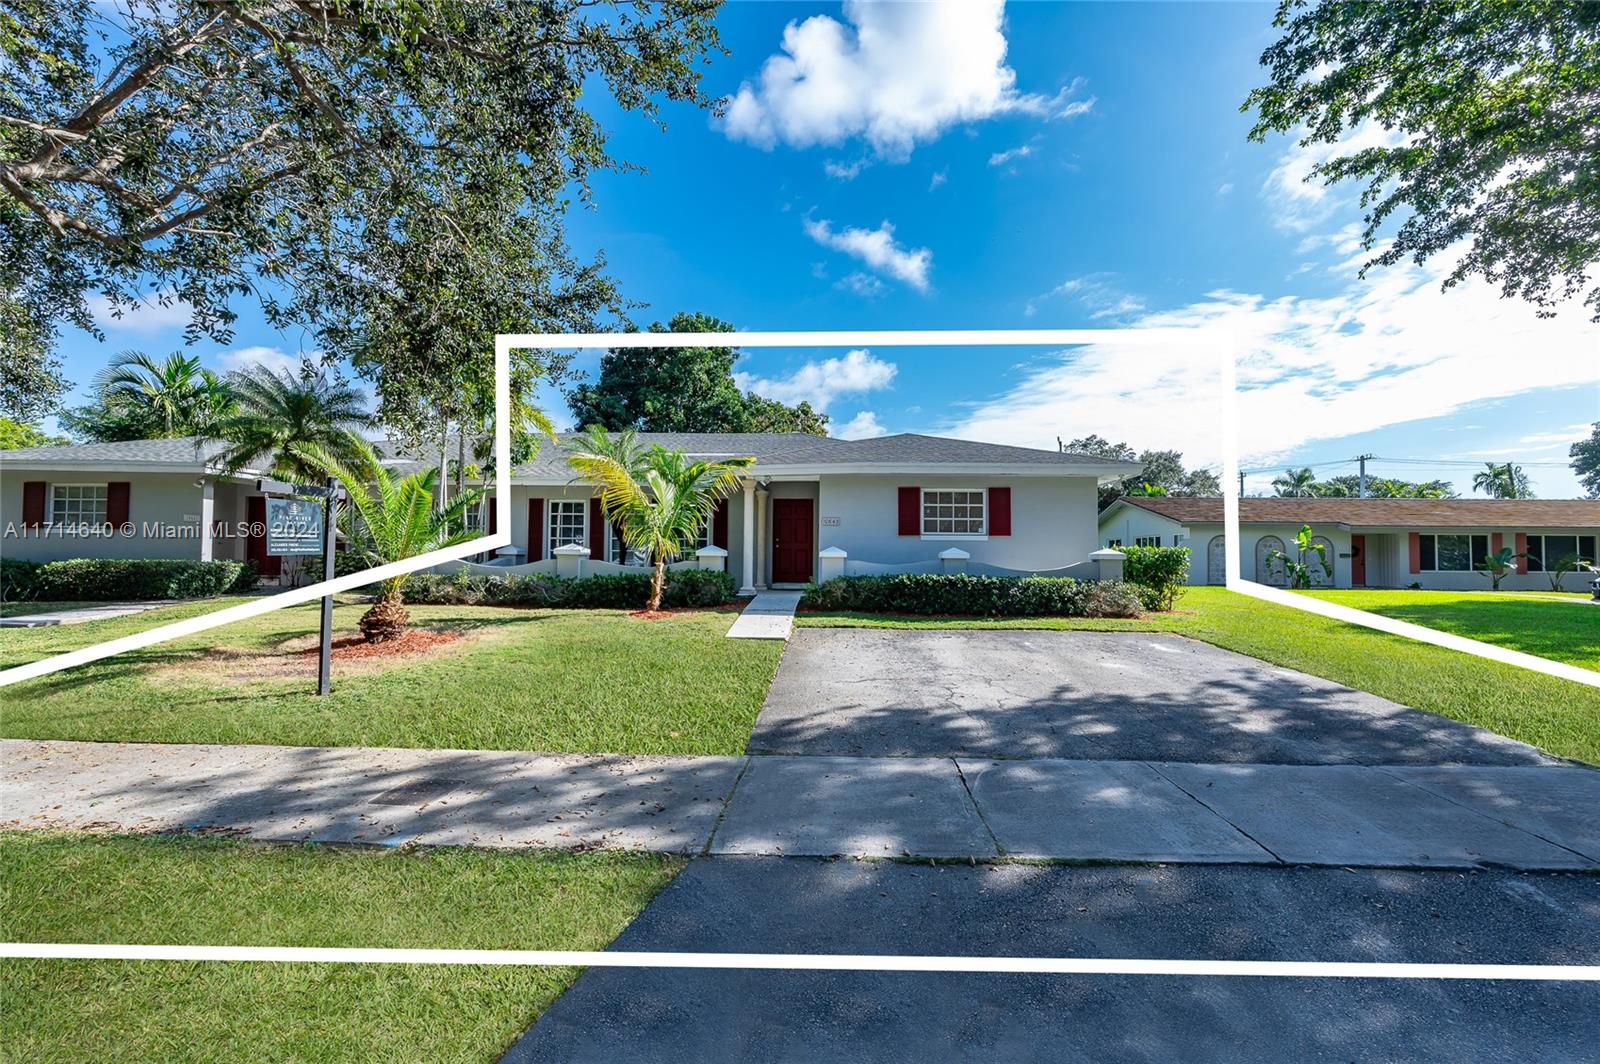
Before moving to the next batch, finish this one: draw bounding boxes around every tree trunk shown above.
[359,592,409,643]
[649,558,666,613]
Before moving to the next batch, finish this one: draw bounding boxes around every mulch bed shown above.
[296,628,466,660]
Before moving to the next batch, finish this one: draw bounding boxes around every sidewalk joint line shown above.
[951,758,1007,858]
[1142,761,1287,865]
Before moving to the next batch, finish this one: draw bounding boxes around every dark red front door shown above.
[771,499,814,584]
[247,496,283,578]
[1350,534,1366,587]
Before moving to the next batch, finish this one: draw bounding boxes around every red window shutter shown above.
[897,486,920,536]
[487,496,497,535]
[712,499,730,549]
[988,487,1011,536]
[589,498,605,560]
[1491,532,1503,556]
[106,482,130,526]
[527,498,544,561]
[1408,532,1421,574]
[1514,532,1528,575]
[21,481,45,527]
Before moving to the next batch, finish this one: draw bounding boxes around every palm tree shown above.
[1271,467,1318,497]
[566,427,753,613]
[212,364,370,481]
[296,438,485,643]
[1129,482,1168,497]
[1472,462,1533,499]
[94,350,234,437]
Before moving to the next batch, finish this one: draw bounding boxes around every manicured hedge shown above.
[1,559,43,602]
[27,558,255,601]
[800,573,1144,618]
[1119,544,1191,611]
[402,568,737,610]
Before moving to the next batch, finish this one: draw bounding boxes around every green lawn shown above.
[799,586,1600,764]
[0,599,782,755]
[1300,588,1600,671]
[0,832,680,1063]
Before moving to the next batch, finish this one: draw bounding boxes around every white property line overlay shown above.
[3,943,1596,982]
[0,340,511,688]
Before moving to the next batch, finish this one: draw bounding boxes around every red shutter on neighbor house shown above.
[712,498,730,549]
[897,487,920,536]
[988,487,1012,536]
[1491,532,1503,556]
[21,481,46,527]
[106,482,131,526]
[487,496,497,535]
[1408,532,1421,574]
[589,498,605,560]
[527,498,544,561]
[1515,532,1529,574]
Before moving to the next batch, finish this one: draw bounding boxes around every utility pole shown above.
[1355,453,1375,498]
[1238,471,1246,497]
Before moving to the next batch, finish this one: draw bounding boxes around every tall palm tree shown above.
[212,364,370,481]
[296,438,485,643]
[1271,467,1318,497]
[1472,462,1533,499]
[567,427,753,612]
[94,350,234,437]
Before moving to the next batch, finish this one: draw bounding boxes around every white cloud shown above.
[736,348,897,412]
[952,253,1600,473]
[836,272,886,298]
[1216,182,1234,196]
[722,0,1091,160]
[929,169,948,191]
[988,142,1033,167]
[824,158,866,180]
[1262,121,1405,232]
[804,217,931,291]
[834,410,888,440]
[1025,275,1145,320]
[213,346,308,378]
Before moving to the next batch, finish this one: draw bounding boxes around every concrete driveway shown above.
[749,629,1557,765]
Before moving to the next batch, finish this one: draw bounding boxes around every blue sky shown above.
[47,1,1598,496]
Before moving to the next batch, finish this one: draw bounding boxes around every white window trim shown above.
[919,486,989,541]
[50,482,111,528]
[546,499,587,556]
[1525,533,1596,572]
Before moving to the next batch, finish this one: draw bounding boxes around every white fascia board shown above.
[753,463,1130,478]
[0,460,211,474]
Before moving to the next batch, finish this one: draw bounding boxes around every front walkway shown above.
[5,740,1595,870]
[0,601,179,627]
[725,589,803,640]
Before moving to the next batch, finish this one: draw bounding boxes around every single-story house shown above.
[1098,496,1600,591]
[2,433,1142,591]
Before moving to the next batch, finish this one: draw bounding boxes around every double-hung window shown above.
[51,484,108,529]
[1525,534,1597,571]
[1418,533,1488,572]
[1134,536,1162,548]
[921,489,986,537]
[547,500,586,553]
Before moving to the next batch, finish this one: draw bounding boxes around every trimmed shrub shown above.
[401,568,737,610]
[228,560,261,594]
[1120,544,1191,612]
[31,558,246,601]
[302,550,376,582]
[1,559,43,602]
[800,573,1144,618]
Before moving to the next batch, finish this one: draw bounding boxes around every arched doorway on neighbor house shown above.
[1255,535,1288,587]
[1207,535,1227,585]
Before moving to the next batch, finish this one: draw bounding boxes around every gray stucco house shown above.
[1099,496,1600,591]
[2,432,1141,591]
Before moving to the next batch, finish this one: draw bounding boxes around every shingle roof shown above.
[1115,496,1600,529]
[0,436,223,466]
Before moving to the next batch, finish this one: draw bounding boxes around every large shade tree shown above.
[1061,434,1220,510]
[1,0,723,421]
[1571,423,1600,499]
[1245,0,1600,320]
[568,312,830,436]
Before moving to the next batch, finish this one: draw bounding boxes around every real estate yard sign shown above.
[265,497,323,556]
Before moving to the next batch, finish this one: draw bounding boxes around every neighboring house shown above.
[0,437,279,573]
[2,433,1141,592]
[1098,497,1600,591]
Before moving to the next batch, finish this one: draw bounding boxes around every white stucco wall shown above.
[0,471,213,563]
[1364,527,1599,592]
[816,474,1101,572]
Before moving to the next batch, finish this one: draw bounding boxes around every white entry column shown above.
[739,480,756,595]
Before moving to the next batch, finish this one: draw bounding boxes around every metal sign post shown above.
[259,478,338,695]
[317,477,337,696]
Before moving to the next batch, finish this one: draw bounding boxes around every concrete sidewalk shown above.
[4,740,1596,870]
[0,601,179,627]
[725,590,803,640]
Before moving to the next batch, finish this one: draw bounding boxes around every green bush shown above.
[800,573,1144,618]
[302,550,376,582]
[1119,544,1191,611]
[1,559,43,602]
[228,560,261,594]
[401,568,737,610]
[31,559,246,601]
